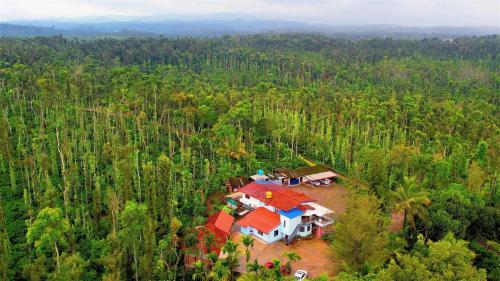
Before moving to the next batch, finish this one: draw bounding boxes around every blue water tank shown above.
[257,169,264,175]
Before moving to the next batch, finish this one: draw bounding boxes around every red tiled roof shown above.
[212,210,234,234]
[298,204,314,211]
[197,225,226,255]
[239,182,315,211]
[197,211,235,256]
[239,182,288,197]
[237,207,281,233]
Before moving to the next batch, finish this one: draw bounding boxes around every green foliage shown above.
[332,194,389,272]
[27,207,69,256]
[469,241,500,281]
[391,176,430,229]
[377,233,487,281]
[241,235,254,264]
[0,203,12,280]
[282,251,301,274]
[0,34,498,279]
[425,184,499,242]
[47,253,88,281]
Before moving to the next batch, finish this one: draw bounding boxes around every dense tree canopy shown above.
[0,34,498,280]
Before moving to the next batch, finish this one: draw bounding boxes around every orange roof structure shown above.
[239,182,315,211]
[196,211,235,256]
[209,210,234,234]
[298,204,314,211]
[237,207,281,233]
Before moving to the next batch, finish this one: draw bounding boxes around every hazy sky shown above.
[1,0,499,26]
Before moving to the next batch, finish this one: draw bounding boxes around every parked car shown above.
[294,270,308,280]
[310,180,320,187]
[320,179,332,185]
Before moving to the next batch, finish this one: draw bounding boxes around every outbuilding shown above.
[274,165,338,186]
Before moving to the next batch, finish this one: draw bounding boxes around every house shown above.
[185,210,235,266]
[232,182,334,244]
[274,165,338,186]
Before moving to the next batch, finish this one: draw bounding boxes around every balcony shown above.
[313,215,334,227]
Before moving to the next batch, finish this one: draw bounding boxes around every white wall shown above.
[239,195,261,208]
[239,196,278,212]
[280,215,302,236]
[243,225,283,244]
[297,223,313,237]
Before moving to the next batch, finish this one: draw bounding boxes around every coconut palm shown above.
[247,259,263,276]
[222,240,241,280]
[282,251,301,274]
[392,176,431,229]
[241,235,254,263]
[209,260,230,281]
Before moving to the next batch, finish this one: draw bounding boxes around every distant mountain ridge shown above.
[1,19,499,38]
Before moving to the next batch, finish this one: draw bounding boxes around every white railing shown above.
[313,215,334,227]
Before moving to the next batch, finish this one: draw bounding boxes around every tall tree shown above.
[392,176,431,230]
[27,207,69,273]
[332,193,389,272]
[282,251,301,274]
[0,203,12,280]
[222,240,240,280]
[377,233,487,281]
[118,201,147,281]
[241,235,254,264]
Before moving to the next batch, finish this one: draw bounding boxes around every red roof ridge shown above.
[239,182,315,211]
[207,211,234,235]
[237,207,281,233]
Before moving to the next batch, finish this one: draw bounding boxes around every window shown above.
[258,230,263,236]
[307,225,311,231]
[245,194,250,199]
[300,226,305,232]
[283,220,286,228]
[274,230,279,237]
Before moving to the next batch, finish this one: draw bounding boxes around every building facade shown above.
[232,182,333,244]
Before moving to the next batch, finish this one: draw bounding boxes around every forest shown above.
[0,34,498,280]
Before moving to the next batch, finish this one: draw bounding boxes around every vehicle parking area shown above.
[293,183,347,215]
[231,229,342,278]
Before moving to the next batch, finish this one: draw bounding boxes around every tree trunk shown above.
[133,243,139,281]
[403,209,407,229]
[54,242,60,274]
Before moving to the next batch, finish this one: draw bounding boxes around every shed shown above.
[226,176,251,192]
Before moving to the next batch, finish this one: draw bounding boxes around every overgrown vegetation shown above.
[0,34,498,280]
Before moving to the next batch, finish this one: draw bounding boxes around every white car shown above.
[310,181,320,187]
[320,179,332,185]
[294,270,308,281]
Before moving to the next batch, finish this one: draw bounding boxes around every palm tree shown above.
[282,251,301,274]
[247,259,263,276]
[241,235,254,264]
[392,176,431,229]
[222,240,241,280]
[203,232,216,253]
[209,260,230,281]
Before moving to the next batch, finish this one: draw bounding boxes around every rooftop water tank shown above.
[265,191,272,199]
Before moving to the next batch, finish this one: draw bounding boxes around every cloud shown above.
[0,0,498,26]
